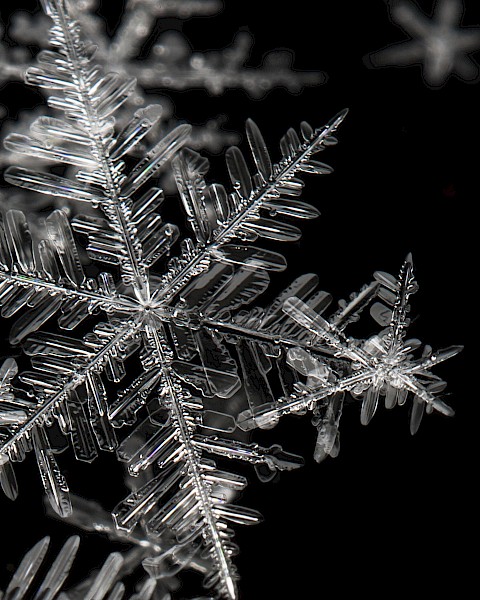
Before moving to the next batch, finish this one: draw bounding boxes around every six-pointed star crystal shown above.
[366,0,480,86]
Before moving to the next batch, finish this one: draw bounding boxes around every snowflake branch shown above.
[0,271,137,314]
[152,109,348,306]
[45,0,150,300]
[199,315,335,355]
[236,368,373,431]
[0,318,140,458]
[142,321,239,600]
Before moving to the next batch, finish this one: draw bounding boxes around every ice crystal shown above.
[0,0,461,598]
[365,0,480,86]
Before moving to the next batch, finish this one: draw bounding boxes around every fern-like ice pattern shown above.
[0,1,461,598]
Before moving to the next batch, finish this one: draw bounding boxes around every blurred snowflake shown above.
[365,0,480,86]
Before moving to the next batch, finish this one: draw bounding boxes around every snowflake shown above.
[365,0,480,86]
[0,0,461,598]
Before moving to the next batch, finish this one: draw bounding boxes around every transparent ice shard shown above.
[121,125,192,198]
[4,536,51,600]
[66,390,99,462]
[312,393,344,464]
[0,457,18,500]
[33,425,72,518]
[360,384,381,426]
[213,245,287,272]
[82,552,125,600]
[245,118,272,182]
[32,535,80,600]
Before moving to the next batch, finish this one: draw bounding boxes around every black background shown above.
[0,1,475,598]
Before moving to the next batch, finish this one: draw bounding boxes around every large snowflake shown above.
[0,1,461,598]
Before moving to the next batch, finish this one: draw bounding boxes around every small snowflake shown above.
[366,0,480,86]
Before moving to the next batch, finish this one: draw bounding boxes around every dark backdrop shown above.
[0,1,475,598]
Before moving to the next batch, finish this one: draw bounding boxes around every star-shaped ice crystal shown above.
[367,0,480,86]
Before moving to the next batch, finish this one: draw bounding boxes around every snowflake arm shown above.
[0,208,139,345]
[149,110,348,307]
[383,252,417,354]
[0,318,141,513]
[4,0,189,302]
[113,321,251,600]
